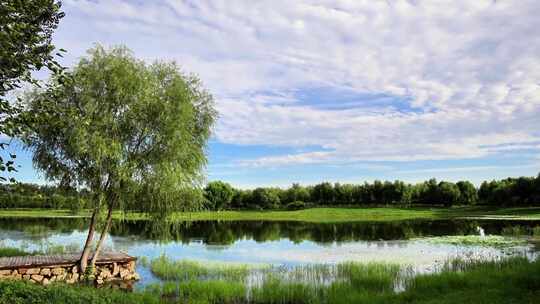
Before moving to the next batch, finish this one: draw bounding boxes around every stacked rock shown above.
[0,261,139,285]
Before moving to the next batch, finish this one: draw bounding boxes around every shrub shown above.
[286,201,306,210]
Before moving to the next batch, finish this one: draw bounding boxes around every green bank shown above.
[0,206,539,223]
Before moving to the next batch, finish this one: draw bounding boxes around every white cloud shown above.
[396,164,540,175]
[56,0,540,167]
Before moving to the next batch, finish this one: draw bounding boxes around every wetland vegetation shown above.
[1,256,538,303]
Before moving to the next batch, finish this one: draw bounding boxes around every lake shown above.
[0,217,538,289]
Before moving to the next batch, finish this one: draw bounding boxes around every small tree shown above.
[456,181,478,205]
[438,181,461,207]
[284,183,310,204]
[312,182,334,204]
[204,181,234,210]
[252,188,280,209]
[23,45,216,274]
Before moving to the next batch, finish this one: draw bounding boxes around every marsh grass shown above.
[143,256,540,304]
[336,262,402,292]
[401,256,540,304]
[251,275,322,304]
[249,262,403,303]
[148,256,404,303]
[501,225,540,238]
[146,280,246,304]
[0,247,34,257]
[0,242,81,258]
[150,255,256,282]
[42,243,80,255]
[263,264,336,286]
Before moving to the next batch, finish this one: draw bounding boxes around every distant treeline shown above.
[0,183,89,211]
[1,173,539,211]
[204,173,540,210]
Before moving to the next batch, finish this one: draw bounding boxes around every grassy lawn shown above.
[0,209,90,219]
[0,206,539,223]
[167,207,443,222]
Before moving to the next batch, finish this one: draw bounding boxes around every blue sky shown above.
[3,0,540,188]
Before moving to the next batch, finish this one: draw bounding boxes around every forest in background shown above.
[1,173,539,211]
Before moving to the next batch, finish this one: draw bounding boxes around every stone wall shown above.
[0,261,139,286]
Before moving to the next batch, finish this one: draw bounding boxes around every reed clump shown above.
[150,254,255,282]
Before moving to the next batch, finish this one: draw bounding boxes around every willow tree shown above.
[23,45,216,274]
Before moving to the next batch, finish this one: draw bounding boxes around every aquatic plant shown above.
[139,255,149,267]
[534,226,540,238]
[42,243,80,255]
[419,235,526,247]
[251,275,322,304]
[336,262,401,293]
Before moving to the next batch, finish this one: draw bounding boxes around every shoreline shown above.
[0,206,538,223]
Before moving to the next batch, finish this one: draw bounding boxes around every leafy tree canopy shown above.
[0,0,65,181]
[252,187,280,209]
[23,45,217,271]
[205,181,235,210]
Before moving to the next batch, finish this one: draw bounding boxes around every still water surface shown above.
[0,218,538,288]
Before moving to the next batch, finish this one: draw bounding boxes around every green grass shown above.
[0,243,81,258]
[0,209,90,219]
[0,247,34,257]
[147,280,247,304]
[397,257,540,304]
[147,257,404,304]
[167,208,442,222]
[1,206,539,223]
[159,206,540,222]
[150,255,258,282]
[336,262,402,292]
[0,280,159,304]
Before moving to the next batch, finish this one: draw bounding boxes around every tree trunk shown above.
[89,204,114,269]
[79,207,99,273]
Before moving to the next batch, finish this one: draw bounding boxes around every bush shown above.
[252,188,281,209]
[204,181,235,210]
[286,201,306,210]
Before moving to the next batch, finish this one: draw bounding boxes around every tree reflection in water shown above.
[0,218,537,246]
